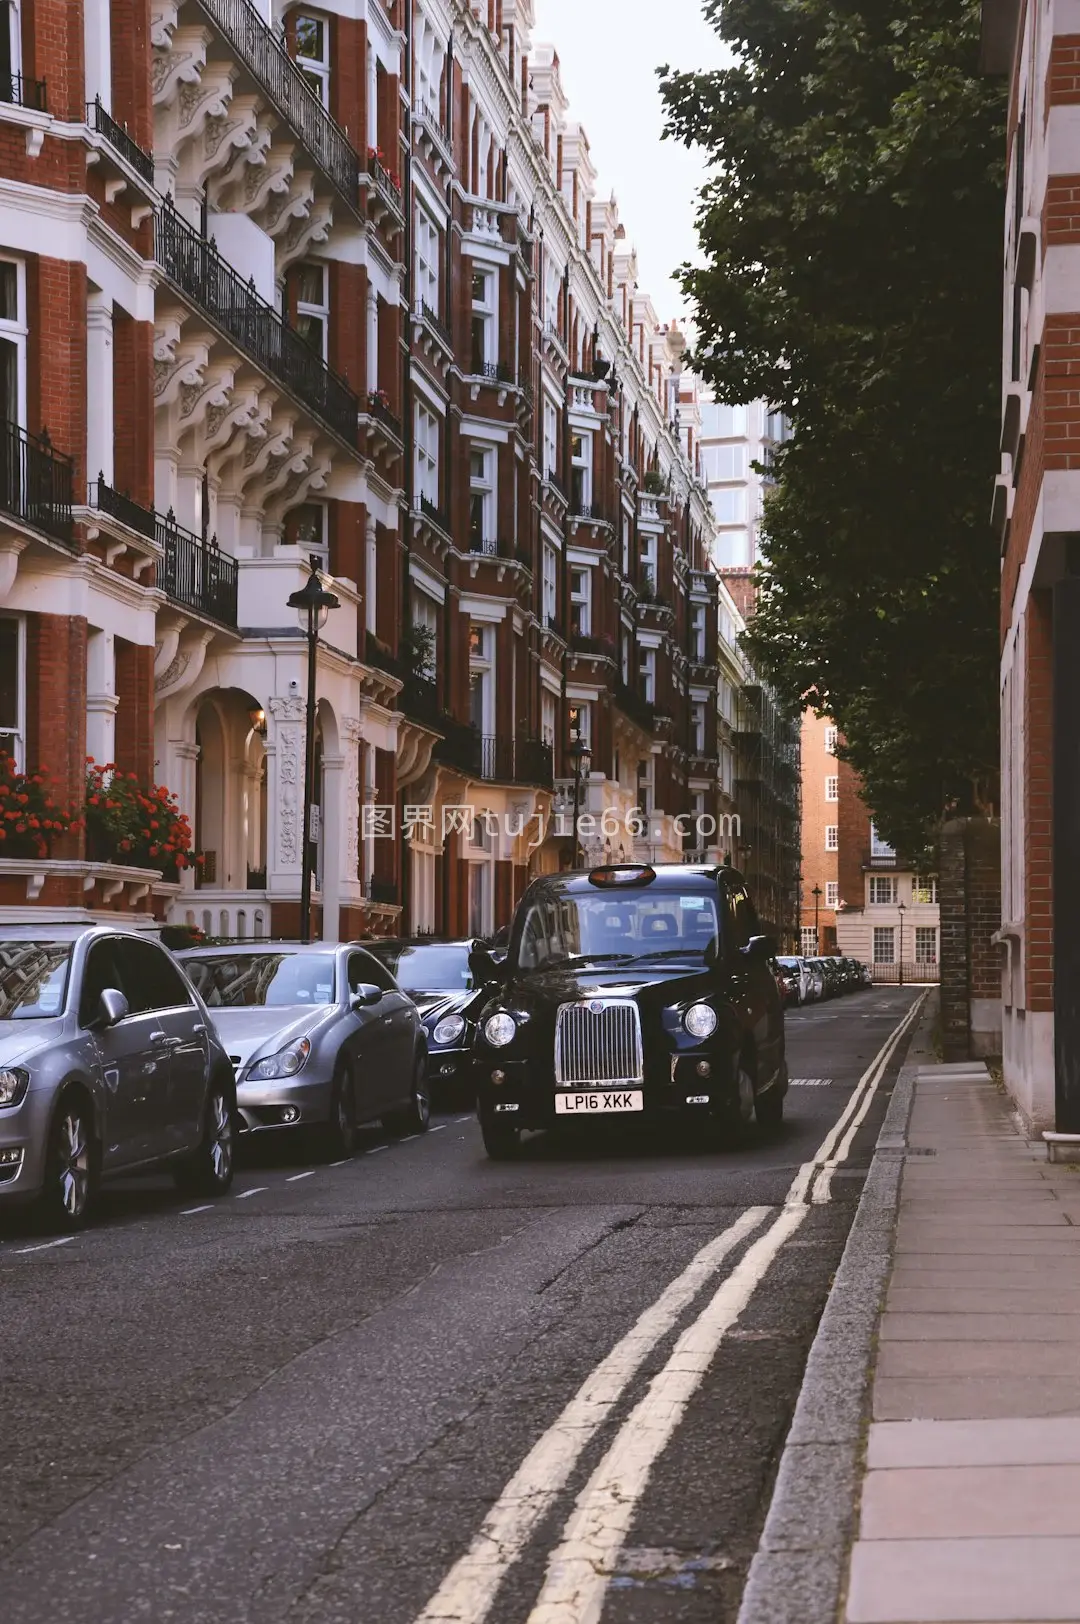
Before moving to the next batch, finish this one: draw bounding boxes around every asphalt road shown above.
[0,986,922,1624]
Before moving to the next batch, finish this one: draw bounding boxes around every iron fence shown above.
[86,97,154,182]
[157,512,238,628]
[0,71,45,110]
[0,419,74,546]
[91,477,155,539]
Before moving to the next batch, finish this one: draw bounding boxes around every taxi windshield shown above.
[514,885,719,973]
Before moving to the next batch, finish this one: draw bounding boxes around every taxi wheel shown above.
[480,1108,520,1160]
[755,1062,787,1132]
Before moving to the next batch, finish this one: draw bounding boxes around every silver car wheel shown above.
[58,1108,91,1218]
[209,1089,234,1182]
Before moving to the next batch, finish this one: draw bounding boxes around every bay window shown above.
[542,543,557,625]
[470,268,496,371]
[569,566,591,637]
[691,605,706,661]
[570,431,592,512]
[294,13,331,105]
[415,402,439,506]
[415,211,440,314]
[294,262,328,359]
[640,649,656,705]
[469,446,495,547]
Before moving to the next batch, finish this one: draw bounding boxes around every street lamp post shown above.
[812,884,822,953]
[568,733,592,869]
[287,556,340,945]
[898,899,907,988]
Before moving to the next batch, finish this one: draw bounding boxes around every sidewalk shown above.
[844,1060,1080,1624]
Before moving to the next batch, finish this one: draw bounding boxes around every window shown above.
[541,689,556,746]
[873,926,896,965]
[542,543,557,625]
[701,403,746,438]
[294,13,330,105]
[869,820,896,860]
[0,613,23,767]
[415,401,439,506]
[409,587,438,677]
[711,488,745,525]
[543,398,559,479]
[639,532,657,593]
[470,268,496,371]
[765,408,787,441]
[640,649,656,705]
[570,430,592,513]
[825,775,838,801]
[0,2,22,102]
[348,950,395,994]
[639,754,654,815]
[569,566,591,636]
[824,726,838,754]
[621,515,630,575]
[79,939,126,1026]
[691,702,706,754]
[620,634,630,685]
[869,875,897,905]
[0,258,25,426]
[568,701,591,748]
[691,606,706,661]
[915,926,938,964]
[700,443,746,483]
[294,262,328,358]
[468,623,494,736]
[800,925,818,955]
[825,881,839,909]
[116,939,193,1013]
[415,210,440,314]
[284,503,328,565]
[912,875,938,905]
[469,445,494,546]
[468,860,490,936]
[825,825,838,851]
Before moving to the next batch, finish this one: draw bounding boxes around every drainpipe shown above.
[400,0,414,933]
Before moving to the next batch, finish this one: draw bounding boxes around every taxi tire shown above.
[755,1062,787,1132]
[479,1108,520,1160]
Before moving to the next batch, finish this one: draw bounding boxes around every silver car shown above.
[177,943,429,1158]
[0,925,236,1231]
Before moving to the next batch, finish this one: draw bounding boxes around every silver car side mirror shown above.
[351,983,383,1009]
[95,987,129,1029]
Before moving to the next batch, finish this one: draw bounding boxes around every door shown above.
[79,938,166,1170]
[115,938,208,1154]
[346,950,392,1120]
[723,878,781,1086]
[352,950,416,1112]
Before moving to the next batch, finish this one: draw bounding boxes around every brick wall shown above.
[1047,34,1080,115]
[112,312,153,506]
[23,0,84,119]
[27,257,87,488]
[939,817,1004,1061]
[800,711,838,942]
[109,0,152,148]
[1026,589,1054,1011]
[718,567,756,623]
[113,639,154,782]
[25,612,87,829]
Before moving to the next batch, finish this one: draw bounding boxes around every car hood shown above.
[412,988,485,1024]
[0,1018,68,1070]
[206,1005,336,1069]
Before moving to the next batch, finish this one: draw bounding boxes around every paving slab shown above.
[877,1341,1080,1378]
[866,1418,1080,1470]
[847,1537,1080,1622]
[859,1465,1080,1539]
[879,1312,1080,1342]
[873,1376,1080,1421]
[886,1288,1080,1313]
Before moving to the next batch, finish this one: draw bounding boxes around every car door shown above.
[719,878,775,1074]
[355,950,417,1111]
[79,937,167,1170]
[345,950,393,1120]
[116,938,208,1154]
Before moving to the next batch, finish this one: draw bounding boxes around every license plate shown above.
[554,1090,644,1114]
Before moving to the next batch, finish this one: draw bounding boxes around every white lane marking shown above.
[430,1124,446,1132]
[329,1159,351,1168]
[812,993,927,1204]
[400,1135,419,1143]
[235,1186,268,1200]
[412,1206,770,1624]
[414,995,927,1624]
[13,1236,76,1255]
[180,1205,213,1216]
[286,1171,315,1183]
[525,1207,806,1624]
[455,1115,473,1123]
[366,1145,388,1155]
[790,1078,833,1086]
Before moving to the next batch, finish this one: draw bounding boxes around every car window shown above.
[0,942,72,1019]
[349,950,397,994]
[79,939,127,1025]
[722,879,758,951]
[114,939,193,1013]
[183,953,337,1006]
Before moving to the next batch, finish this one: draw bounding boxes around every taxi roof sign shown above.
[586,864,657,888]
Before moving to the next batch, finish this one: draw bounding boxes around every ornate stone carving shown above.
[342,717,364,881]
[272,711,303,868]
[269,696,305,724]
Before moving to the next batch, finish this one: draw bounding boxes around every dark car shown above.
[366,939,486,1096]
[816,957,844,999]
[773,957,803,1007]
[466,863,787,1159]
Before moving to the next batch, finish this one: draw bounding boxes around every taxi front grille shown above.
[554,1000,643,1087]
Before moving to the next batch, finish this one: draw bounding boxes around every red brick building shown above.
[0,0,723,942]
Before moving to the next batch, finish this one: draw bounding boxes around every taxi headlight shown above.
[684,1004,718,1040]
[483,1012,517,1048]
[432,1014,466,1046]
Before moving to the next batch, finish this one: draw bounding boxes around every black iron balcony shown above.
[157,511,238,629]
[568,631,616,659]
[469,534,497,557]
[156,200,359,445]
[568,502,611,526]
[415,493,450,534]
[195,0,360,208]
[415,297,451,346]
[364,391,402,442]
[367,150,404,218]
[86,97,154,184]
[364,630,403,677]
[475,360,513,385]
[614,682,655,734]
[90,476,155,539]
[400,674,441,729]
[0,71,46,111]
[432,716,480,775]
[514,736,555,790]
[0,420,74,547]
[363,876,399,905]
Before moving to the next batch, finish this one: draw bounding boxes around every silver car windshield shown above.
[185,953,337,1008]
[0,942,72,1019]
[371,945,474,992]
[515,889,720,972]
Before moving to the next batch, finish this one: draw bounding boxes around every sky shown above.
[530,0,732,331]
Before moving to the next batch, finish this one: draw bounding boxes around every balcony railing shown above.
[363,876,399,905]
[90,477,155,540]
[157,512,238,628]
[0,420,74,547]
[475,360,513,385]
[614,682,655,734]
[414,297,451,345]
[469,534,497,556]
[156,200,359,444]
[415,493,450,533]
[195,0,360,208]
[400,674,441,729]
[569,503,611,526]
[0,72,46,111]
[86,97,154,183]
[364,391,402,442]
[864,848,899,869]
[568,632,616,659]
[430,724,553,787]
[364,631,403,677]
[367,151,403,215]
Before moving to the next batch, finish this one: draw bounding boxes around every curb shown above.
[735,990,940,1624]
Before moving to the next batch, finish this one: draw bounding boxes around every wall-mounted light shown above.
[249,707,267,737]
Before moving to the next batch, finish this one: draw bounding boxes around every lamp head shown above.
[287,555,340,629]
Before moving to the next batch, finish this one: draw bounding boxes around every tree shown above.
[660,0,1005,856]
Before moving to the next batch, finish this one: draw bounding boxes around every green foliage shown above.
[401,622,437,681]
[660,0,1005,854]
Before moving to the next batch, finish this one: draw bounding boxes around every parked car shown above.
[366,938,486,1095]
[859,960,873,987]
[772,956,801,1007]
[0,925,236,1231]
[776,955,812,1005]
[814,957,844,999]
[466,862,788,1159]
[802,958,827,1001]
[837,956,863,993]
[177,943,428,1158]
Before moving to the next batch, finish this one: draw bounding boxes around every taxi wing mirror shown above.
[742,934,776,962]
[469,946,505,986]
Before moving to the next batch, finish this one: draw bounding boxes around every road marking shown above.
[412,1205,770,1624]
[366,1145,388,1155]
[525,1208,806,1624]
[235,1186,267,1199]
[430,1123,446,1132]
[400,1135,419,1143]
[13,1236,76,1255]
[286,1171,315,1183]
[329,1159,351,1168]
[790,1078,833,1086]
[812,993,926,1204]
[180,1205,213,1216]
[414,994,926,1624]
[455,1115,473,1123]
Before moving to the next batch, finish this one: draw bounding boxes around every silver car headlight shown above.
[0,1066,29,1107]
[483,1012,517,1048]
[245,1037,311,1081]
[432,1014,466,1046]
[684,1004,718,1040]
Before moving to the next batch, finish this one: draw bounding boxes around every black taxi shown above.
[467,862,788,1158]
